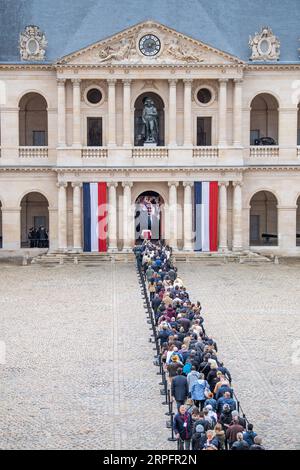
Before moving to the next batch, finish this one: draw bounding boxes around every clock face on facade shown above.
[139,34,161,56]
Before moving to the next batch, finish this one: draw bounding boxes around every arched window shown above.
[250,93,279,145]
[250,191,278,246]
[20,192,49,248]
[19,93,48,146]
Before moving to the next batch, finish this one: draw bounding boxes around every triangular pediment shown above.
[57,20,244,66]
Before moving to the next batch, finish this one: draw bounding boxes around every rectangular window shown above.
[32,130,46,146]
[197,117,212,146]
[87,117,102,146]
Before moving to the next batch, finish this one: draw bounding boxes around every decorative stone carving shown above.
[19,25,47,61]
[98,35,136,62]
[58,21,244,66]
[249,27,280,61]
[164,39,204,62]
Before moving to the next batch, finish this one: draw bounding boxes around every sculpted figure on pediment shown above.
[164,39,204,62]
[98,35,136,62]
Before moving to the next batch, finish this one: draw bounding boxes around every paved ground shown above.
[180,260,300,450]
[0,260,299,450]
[0,262,173,450]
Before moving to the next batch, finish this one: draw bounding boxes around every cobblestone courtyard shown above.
[0,260,299,449]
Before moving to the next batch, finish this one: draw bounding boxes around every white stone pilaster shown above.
[71,78,81,147]
[218,181,229,252]
[183,79,193,146]
[232,181,243,252]
[107,79,117,147]
[168,182,179,250]
[57,182,68,251]
[278,205,297,253]
[108,182,118,251]
[233,79,243,147]
[122,182,133,251]
[183,182,194,251]
[122,80,132,147]
[71,182,82,252]
[218,78,228,147]
[168,79,177,146]
[57,79,66,147]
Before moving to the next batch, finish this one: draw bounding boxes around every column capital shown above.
[219,78,229,84]
[107,78,117,85]
[71,78,81,86]
[218,181,229,188]
[56,182,68,188]
[232,180,243,188]
[122,79,132,85]
[71,182,82,188]
[183,78,193,84]
[57,78,66,86]
[168,79,178,85]
[168,181,179,188]
[183,181,194,188]
[122,181,133,188]
[107,182,118,188]
[233,78,243,84]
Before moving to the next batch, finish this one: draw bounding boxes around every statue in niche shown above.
[142,97,159,144]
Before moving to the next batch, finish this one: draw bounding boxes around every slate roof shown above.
[0,0,299,64]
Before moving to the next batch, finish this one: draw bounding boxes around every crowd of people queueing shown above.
[135,240,265,451]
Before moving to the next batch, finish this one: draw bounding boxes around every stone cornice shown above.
[1,62,300,72]
[1,164,300,174]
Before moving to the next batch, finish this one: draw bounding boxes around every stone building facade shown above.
[1,10,300,255]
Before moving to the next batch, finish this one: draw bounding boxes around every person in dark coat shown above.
[173,405,193,450]
[250,436,265,450]
[226,418,244,449]
[171,368,189,410]
[231,432,250,450]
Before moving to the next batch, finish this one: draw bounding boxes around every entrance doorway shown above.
[20,192,49,248]
[135,191,163,241]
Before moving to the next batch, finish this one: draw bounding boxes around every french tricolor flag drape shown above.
[83,182,108,252]
[194,181,218,252]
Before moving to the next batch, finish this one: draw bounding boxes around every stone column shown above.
[183,182,194,251]
[1,208,21,250]
[108,182,118,251]
[71,182,82,252]
[122,79,132,147]
[218,78,228,147]
[57,182,68,251]
[233,79,243,147]
[168,79,177,146]
[168,182,179,250]
[183,79,193,146]
[232,181,243,252]
[218,181,229,252]
[277,205,297,253]
[107,79,117,147]
[72,78,81,147]
[57,79,66,146]
[122,182,133,251]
